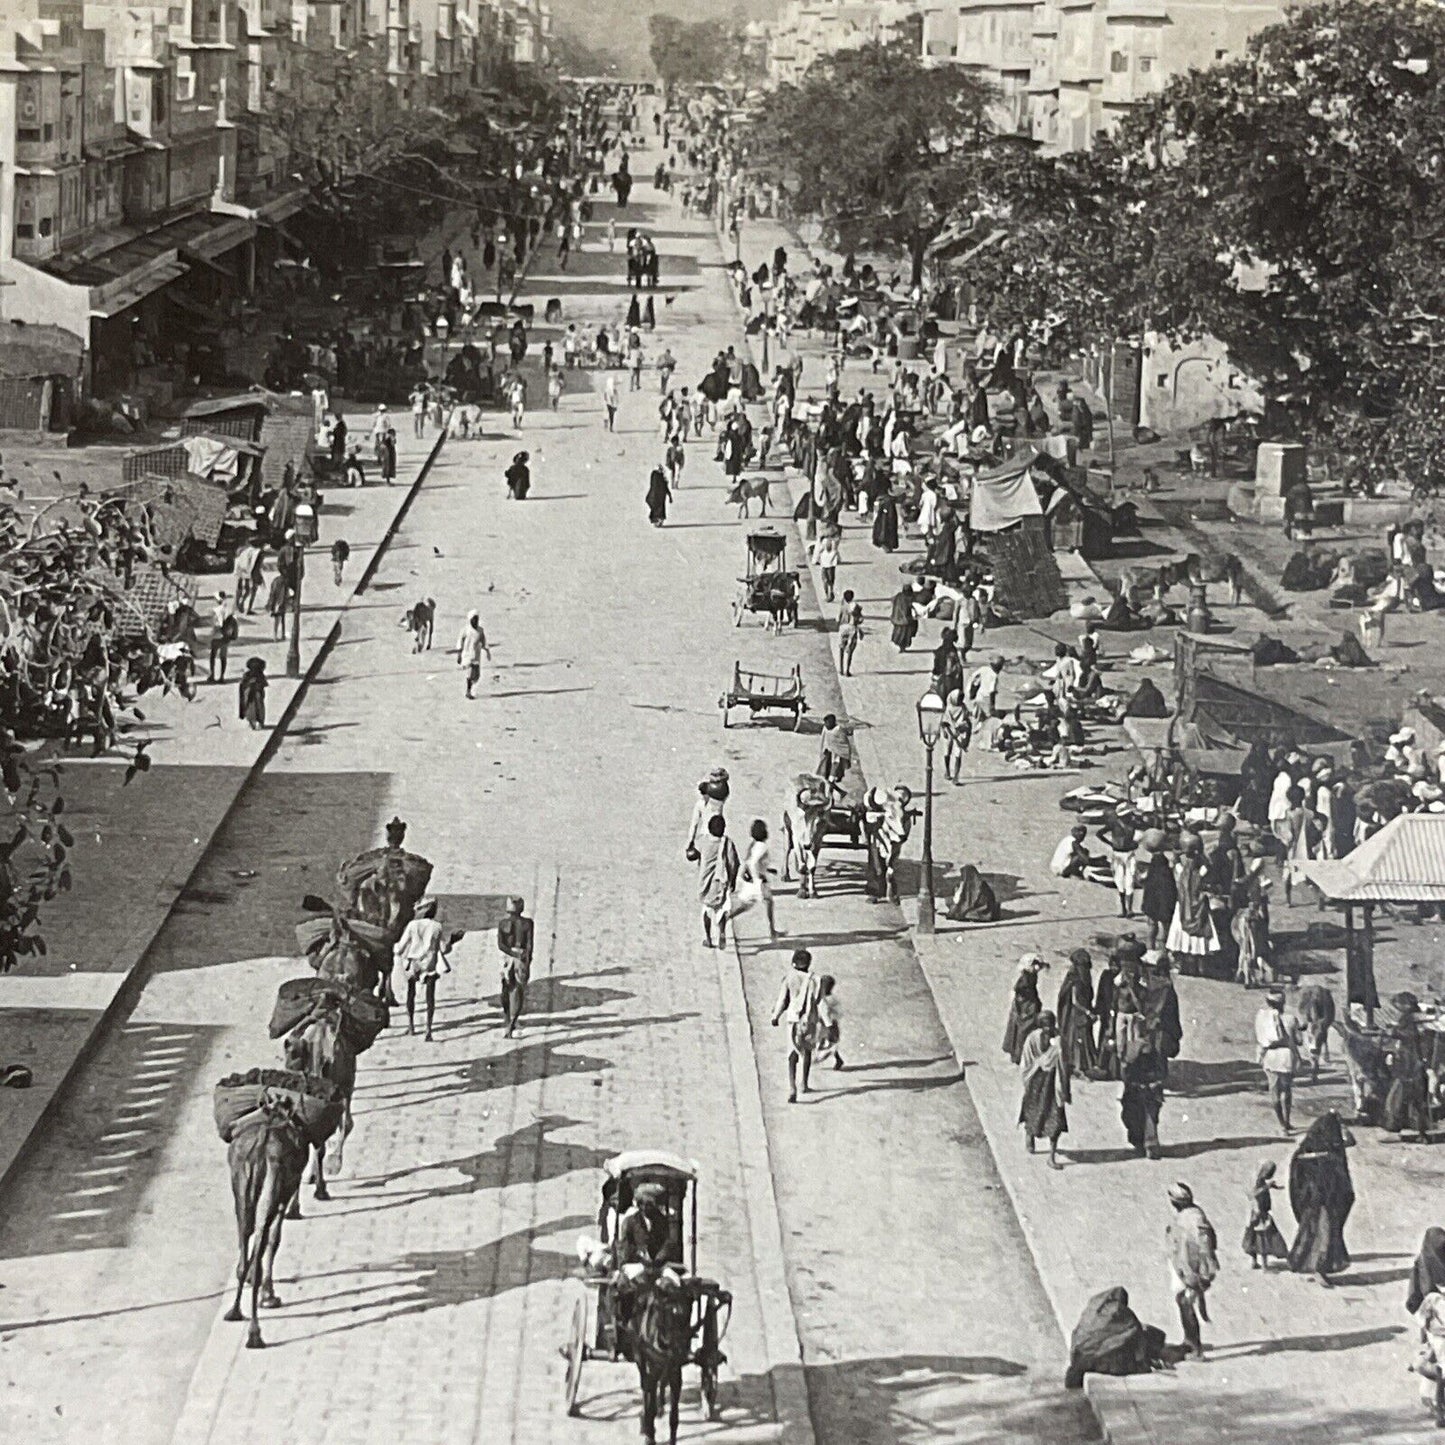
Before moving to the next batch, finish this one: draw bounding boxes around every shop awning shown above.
[90,261,187,318]
[1303,813,1445,904]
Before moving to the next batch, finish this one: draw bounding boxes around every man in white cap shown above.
[394,896,453,1041]
[370,401,389,460]
[1165,1182,1218,1358]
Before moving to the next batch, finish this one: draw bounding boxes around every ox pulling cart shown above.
[732,526,799,631]
[562,1151,731,1424]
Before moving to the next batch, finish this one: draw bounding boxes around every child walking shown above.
[1241,1160,1288,1269]
[814,975,844,1070]
[837,590,863,675]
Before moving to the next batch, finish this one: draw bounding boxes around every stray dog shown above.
[401,598,435,652]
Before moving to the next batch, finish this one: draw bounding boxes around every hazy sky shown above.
[552,0,777,76]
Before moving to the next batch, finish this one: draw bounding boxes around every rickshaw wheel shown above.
[700,1306,721,1419]
[563,1296,586,1416]
[792,706,804,732]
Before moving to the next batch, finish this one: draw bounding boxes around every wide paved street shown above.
[0,160,1092,1444]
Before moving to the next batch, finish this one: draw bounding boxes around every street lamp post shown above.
[915,689,945,934]
[286,499,317,679]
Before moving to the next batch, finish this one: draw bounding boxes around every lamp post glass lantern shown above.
[287,501,316,679]
[916,690,944,933]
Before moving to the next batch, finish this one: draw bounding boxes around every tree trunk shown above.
[910,234,928,291]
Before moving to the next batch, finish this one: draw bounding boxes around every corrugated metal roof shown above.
[1304,813,1445,903]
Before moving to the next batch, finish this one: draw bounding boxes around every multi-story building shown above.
[770,0,924,85]
[921,0,1284,151]
[1,0,517,396]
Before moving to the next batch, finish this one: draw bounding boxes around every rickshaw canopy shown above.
[605,1149,699,1184]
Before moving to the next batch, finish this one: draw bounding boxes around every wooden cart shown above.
[719,661,806,730]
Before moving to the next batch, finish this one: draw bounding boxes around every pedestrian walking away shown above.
[395,895,454,1041]
[1166,1182,1219,1357]
[331,538,350,587]
[456,610,491,698]
[603,374,619,431]
[645,463,672,526]
[741,818,781,938]
[837,590,863,675]
[209,591,237,682]
[771,948,823,1102]
[697,813,739,949]
[497,895,534,1036]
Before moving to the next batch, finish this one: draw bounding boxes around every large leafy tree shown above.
[648,16,759,91]
[744,41,996,285]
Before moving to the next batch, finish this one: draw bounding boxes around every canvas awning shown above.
[969,450,1042,533]
[1303,813,1445,904]
[89,261,187,318]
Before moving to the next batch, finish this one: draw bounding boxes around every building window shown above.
[15,223,34,239]
[1157,374,1169,388]
[1110,50,1128,73]
[43,123,54,140]
[38,217,54,236]
[1215,48,1227,60]
[1139,56,1153,73]
[18,126,41,142]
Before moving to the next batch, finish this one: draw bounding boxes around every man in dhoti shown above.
[498,896,534,1037]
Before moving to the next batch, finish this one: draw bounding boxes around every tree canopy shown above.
[743,41,996,284]
[962,0,1445,479]
[648,15,760,90]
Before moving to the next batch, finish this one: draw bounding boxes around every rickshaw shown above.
[732,526,799,629]
[562,1150,732,1420]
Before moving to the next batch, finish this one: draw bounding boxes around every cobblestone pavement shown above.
[0,417,443,1190]
[5,155,1103,1445]
[731,211,1445,1443]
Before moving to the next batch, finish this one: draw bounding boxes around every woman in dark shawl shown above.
[1002,954,1045,1062]
[889,584,917,651]
[1238,740,1273,827]
[948,863,1000,924]
[1288,1109,1355,1282]
[1407,1227,1445,1313]
[1165,834,1219,970]
[645,465,672,527]
[625,293,641,329]
[1138,834,1177,951]
[1056,949,1097,1075]
[1018,1010,1069,1168]
[872,489,900,552]
[1064,1287,1165,1389]
[1382,993,1432,1141]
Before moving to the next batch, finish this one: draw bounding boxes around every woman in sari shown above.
[1002,953,1047,1062]
[871,488,900,552]
[645,465,672,527]
[1018,1010,1069,1168]
[889,584,918,652]
[1287,1110,1355,1283]
[1056,949,1097,1075]
[1064,1287,1164,1389]
[1138,832,1177,951]
[947,862,1000,924]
